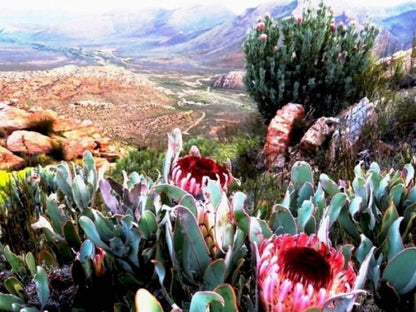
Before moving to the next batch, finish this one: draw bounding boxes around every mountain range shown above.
[0,0,415,71]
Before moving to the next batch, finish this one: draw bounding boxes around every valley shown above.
[0,64,257,148]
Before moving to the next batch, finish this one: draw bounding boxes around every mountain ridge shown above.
[0,0,415,71]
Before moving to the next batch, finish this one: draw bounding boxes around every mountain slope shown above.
[0,1,415,71]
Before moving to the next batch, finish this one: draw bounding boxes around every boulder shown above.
[213,71,245,89]
[0,105,31,133]
[264,103,305,169]
[59,137,96,161]
[6,130,53,154]
[0,146,25,170]
[330,97,377,159]
[299,117,339,153]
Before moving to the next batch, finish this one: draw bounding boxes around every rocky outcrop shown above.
[0,101,121,171]
[213,71,245,89]
[264,103,305,170]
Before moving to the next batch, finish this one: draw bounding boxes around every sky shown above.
[0,0,413,15]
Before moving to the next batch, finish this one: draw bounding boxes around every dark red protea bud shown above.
[170,153,232,197]
[330,23,336,31]
[297,17,303,24]
[93,247,107,277]
[258,233,357,312]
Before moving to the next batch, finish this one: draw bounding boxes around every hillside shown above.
[0,1,415,71]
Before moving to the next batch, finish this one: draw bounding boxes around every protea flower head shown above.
[256,22,266,31]
[258,233,357,312]
[259,34,268,42]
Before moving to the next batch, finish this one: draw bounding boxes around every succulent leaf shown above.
[291,161,313,189]
[297,200,314,231]
[4,277,25,298]
[135,288,164,312]
[203,259,226,290]
[384,217,404,262]
[269,205,297,235]
[34,266,50,311]
[189,291,224,312]
[211,284,238,312]
[328,193,347,227]
[382,248,416,294]
[319,174,340,197]
[174,206,211,279]
[0,294,25,311]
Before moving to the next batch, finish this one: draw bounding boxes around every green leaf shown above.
[153,184,188,202]
[72,175,91,210]
[135,288,163,312]
[338,206,360,242]
[297,200,314,231]
[25,252,36,278]
[189,291,224,312]
[205,179,222,208]
[356,235,373,264]
[63,221,82,250]
[390,183,405,208]
[56,163,73,199]
[386,217,404,262]
[179,194,198,217]
[79,216,110,250]
[139,211,158,239]
[211,284,238,312]
[403,163,414,187]
[38,250,58,267]
[328,193,347,227]
[349,197,362,220]
[383,248,416,294]
[377,201,399,244]
[203,259,226,290]
[0,294,25,311]
[291,161,313,190]
[4,277,25,298]
[296,182,314,208]
[232,192,249,233]
[175,206,210,278]
[34,266,50,311]
[319,174,339,197]
[269,205,296,235]
[3,245,26,277]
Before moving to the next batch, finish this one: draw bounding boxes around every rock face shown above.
[264,103,305,170]
[213,71,245,89]
[0,101,121,170]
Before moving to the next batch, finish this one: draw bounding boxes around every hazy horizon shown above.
[1,0,413,16]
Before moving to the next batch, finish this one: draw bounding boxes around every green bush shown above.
[111,147,165,182]
[243,0,379,121]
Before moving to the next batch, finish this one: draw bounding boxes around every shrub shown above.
[243,0,379,121]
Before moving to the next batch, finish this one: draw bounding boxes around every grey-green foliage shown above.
[243,0,379,121]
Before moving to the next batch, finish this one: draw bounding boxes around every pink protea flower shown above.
[330,23,336,31]
[273,45,279,53]
[259,34,268,42]
[258,233,356,312]
[170,147,232,196]
[296,17,302,24]
[256,22,266,31]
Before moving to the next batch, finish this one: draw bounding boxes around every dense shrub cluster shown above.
[244,1,379,121]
